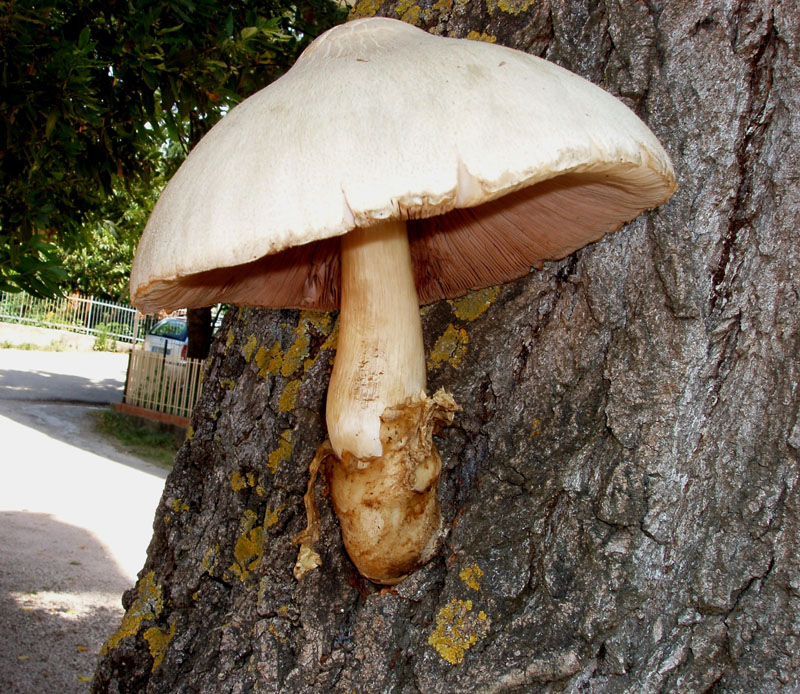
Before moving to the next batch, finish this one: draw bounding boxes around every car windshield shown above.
[150,318,187,340]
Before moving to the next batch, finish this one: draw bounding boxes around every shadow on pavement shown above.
[0,511,133,694]
[0,368,124,404]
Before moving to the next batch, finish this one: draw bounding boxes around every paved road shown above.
[0,349,168,693]
[0,349,129,403]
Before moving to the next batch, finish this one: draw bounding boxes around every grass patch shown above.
[0,340,66,351]
[93,409,183,470]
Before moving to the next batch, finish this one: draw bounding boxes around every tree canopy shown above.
[0,0,347,299]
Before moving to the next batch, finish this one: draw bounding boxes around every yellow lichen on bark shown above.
[486,0,536,15]
[143,620,176,669]
[264,505,283,529]
[459,563,484,591]
[267,430,293,473]
[255,341,283,377]
[349,0,384,19]
[202,545,220,574]
[428,324,469,370]
[449,286,500,320]
[282,310,334,377]
[101,571,164,655]
[228,509,264,582]
[278,378,301,412]
[251,311,334,380]
[230,471,248,492]
[428,598,490,664]
[241,334,258,362]
[231,470,260,492]
[466,31,498,43]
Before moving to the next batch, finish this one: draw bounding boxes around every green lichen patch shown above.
[428,598,490,665]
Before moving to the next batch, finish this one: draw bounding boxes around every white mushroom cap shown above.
[131,17,676,313]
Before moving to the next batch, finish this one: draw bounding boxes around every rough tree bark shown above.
[93,1,799,691]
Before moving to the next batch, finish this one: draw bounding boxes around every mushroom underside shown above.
[131,168,671,313]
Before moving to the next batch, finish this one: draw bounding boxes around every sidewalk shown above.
[0,349,168,693]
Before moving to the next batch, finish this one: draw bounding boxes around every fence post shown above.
[87,295,94,334]
[123,350,133,405]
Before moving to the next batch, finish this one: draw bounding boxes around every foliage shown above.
[93,321,125,351]
[0,0,348,298]
[61,180,160,301]
[95,408,183,469]
[0,340,67,350]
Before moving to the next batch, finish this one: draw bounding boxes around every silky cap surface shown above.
[131,17,676,313]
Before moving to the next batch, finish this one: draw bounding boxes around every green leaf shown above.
[45,112,58,139]
[78,26,91,50]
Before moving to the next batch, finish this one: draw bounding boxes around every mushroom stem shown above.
[325,220,457,583]
[327,220,426,460]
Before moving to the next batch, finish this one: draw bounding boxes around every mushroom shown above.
[130,17,677,584]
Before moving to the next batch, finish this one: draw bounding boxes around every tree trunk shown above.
[93,1,799,692]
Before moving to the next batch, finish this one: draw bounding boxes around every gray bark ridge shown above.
[93,1,800,692]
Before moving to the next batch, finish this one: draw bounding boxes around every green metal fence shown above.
[0,291,148,344]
